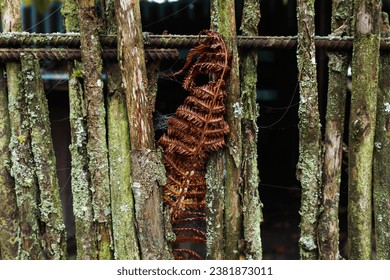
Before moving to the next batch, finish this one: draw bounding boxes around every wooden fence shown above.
[0,0,389,260]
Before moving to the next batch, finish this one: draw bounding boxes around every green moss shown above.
[296,0,321,260]
[373,16,390,260]
[68,65,97,259]
[348,1,381,259]
[0,66,20,259]
[61,0,80,32]
[20,54,67,260]
[205,151,225,260]
[107,64,140,260]
[71,68,84,79]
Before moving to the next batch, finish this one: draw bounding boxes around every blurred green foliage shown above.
[23,0,61,14]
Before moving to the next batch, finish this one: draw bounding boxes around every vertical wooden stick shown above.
[21,54,67,260]
[114,0,171,259]
[2,0,42,260]
[105,0,140,260]
[348,0,381,260]
[62,0,98,259]
[318,0,353,260]
[239,0,263,260]
[373,10,390,261]
[78,0,112,259]
[0,66,19,259]
[296,0,322,260]
[209,0,243,260]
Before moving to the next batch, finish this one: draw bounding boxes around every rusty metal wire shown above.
[0,48,179,61]
[146,35,390,51]
[0,33,390,61]
[0,32,116,47]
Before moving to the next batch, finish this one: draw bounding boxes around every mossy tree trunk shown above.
[373,12,390,261]
[78,0,112,259]
[209,0,243,260]
[296,0,322,260]
[114,0,171,260]
[1,0,42,260]
[1,0,66,260]
[105,0,139,260]
[239,0,262,260]
[62,0,98,259]
[0,0,19,260]
[21,54,67,260]
[318,0,353,260]
[348,0,381,260]
[205,151,225,260]
[0,65,18,259]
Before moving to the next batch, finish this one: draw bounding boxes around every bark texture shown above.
[21,54,67,260]
[114,0,171,259]
[2,0,42,260]
[78,0,112,259]
[348,0,381,260]
[105,0,139,260]
[210,0,243,260]
[62,0,98,260]
[373,12,390,260]
[296,0,322,260]
[0,0,19,259]
[239,0,262,260]
[205,152,225,260]
[107,66,140,260]
[0,66,18,259]
[318,0,353,260]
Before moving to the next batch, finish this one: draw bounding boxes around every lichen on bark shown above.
[0,1,20,261]
[0,65,19,259]
[105,0,139,260]
[2,0,42,260]
[373,11,390,260]
[205,151,225,260]
[114,0,171,259]
[296,0,322,260]
[318,0,353,260]
[130,149,171,259]
[348,0,381,260]
[107,67,140,260]
[78,0,112,260]
[239,0,263,260]
[62,0,98,260]
[210,0,243,260]
[20,54,67,260]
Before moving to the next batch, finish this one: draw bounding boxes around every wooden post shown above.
[1,0,42,259]
[296,0,322,260]
[239,0,263,260]
[105,0,140,260]
[0,0,19,260]
[114,0,171,259]
[318,0,353,260]
[78,0,112,259]
[0,66,18,259]
[348,0,381,260]
[62,0,98,259]
[21,54,67,260]
[373,11,390,261]
[209,0,243,260]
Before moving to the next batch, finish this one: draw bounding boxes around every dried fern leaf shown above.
[158,30,230,260]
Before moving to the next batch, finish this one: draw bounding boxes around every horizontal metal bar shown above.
[0,48,179,61]
[1,32,390,51]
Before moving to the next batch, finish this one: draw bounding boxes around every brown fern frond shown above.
[173,249,203,260]
[158,30,230,260]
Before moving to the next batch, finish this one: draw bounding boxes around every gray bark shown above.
[296,0,322,260]
[318,0,353,260]
[348,0,381,260]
